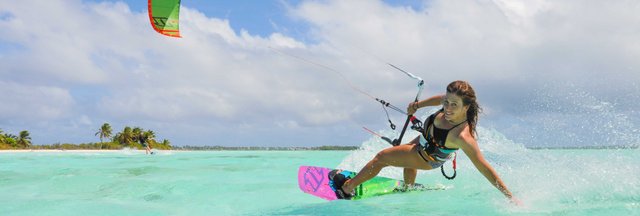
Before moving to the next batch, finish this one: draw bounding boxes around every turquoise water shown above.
[1,132,639,215]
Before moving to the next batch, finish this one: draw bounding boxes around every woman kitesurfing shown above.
[337,80,520,204]
[271,47,519,204]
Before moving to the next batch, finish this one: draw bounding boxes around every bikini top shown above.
[418,110,466,162]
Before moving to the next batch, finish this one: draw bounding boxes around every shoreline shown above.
[0,149,357,153]
[0,149,149,153]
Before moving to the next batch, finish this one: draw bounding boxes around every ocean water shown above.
[1,129,639,215]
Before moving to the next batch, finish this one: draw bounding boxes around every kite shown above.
[148,0,181,37]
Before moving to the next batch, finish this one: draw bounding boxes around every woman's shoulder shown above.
[450,124,476,148]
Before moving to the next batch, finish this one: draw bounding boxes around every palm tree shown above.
[113,127,134,146]
[95,123,113,149]
[5,134,18,148]
[112,132,121,144]
[121,127,134,145]
[161,139,170,146]
[17,130,31,148]
[132,127,143,146]
[160,139,171,149]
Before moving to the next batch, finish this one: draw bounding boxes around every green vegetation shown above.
[0,124,172,150]
[0,128,31,149]
[1,126,358,151]
[95,123,112,149]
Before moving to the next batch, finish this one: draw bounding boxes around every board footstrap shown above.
[328,169,355,200]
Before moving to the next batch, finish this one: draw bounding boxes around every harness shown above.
[419,110,464,180]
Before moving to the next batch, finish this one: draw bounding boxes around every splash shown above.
[337,119,639,212]
[336,109,434,178]
[336,123,525,180]
[509,83,640,148]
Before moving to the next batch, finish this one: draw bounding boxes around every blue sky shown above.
[1,0,639,147]
[114,0,426,41]
[115,0,306,38]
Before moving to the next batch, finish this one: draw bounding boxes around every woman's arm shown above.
[459,134,514,199]
[407,94,444,114]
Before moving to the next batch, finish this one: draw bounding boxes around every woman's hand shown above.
[407,101,419,115]
[509,196,523,206]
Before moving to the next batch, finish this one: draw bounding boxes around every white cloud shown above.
[0,81,74,122]
[0,0,638,146]
[98,87,236,120]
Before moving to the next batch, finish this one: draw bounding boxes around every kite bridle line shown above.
[269,47,425,146]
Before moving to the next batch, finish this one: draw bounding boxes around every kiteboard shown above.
[298,165,445,200]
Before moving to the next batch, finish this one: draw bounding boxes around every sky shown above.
[0,0,639,147]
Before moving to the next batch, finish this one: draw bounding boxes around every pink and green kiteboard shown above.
[298,165,444,200]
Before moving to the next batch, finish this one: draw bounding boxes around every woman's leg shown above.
[404,168,417,186]
[342,144,433,193]
[403,137,420,187]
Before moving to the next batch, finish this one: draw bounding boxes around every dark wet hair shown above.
[447,80,481,138]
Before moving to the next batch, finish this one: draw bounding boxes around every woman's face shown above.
[442,93,468,122]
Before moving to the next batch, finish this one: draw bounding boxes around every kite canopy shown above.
[148,0,181,37]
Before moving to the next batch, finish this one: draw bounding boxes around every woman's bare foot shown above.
[341,179,354,194]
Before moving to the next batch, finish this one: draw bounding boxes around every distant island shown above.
[1,125,358,151]
[0,123,171,150]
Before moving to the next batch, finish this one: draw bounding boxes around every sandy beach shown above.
[0,149,152,153]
